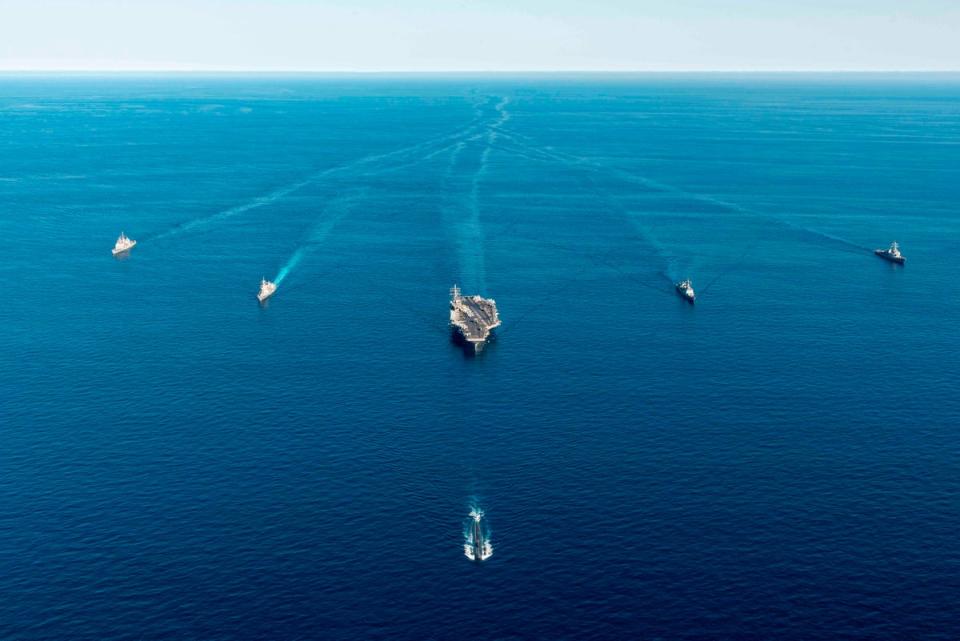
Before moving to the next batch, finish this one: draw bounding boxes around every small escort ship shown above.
[111,232,137,256]
[257,278,277,303]
[874,241,905,265]
[675,279,696,304]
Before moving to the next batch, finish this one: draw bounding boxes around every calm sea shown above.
[2,74,959,640]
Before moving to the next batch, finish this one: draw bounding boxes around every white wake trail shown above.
[274,246,306,286]
[270,123,489,289]
[496,129,870,253]
[463,144,491,292]
[457,97,510,292]
[272,188,369,286]
[152,120,486,241]
[152,178,312,241]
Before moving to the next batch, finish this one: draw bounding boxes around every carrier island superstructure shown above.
[449,285,501,352]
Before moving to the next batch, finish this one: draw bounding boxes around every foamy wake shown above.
[274,246,306,285]
[152,179,311,241]
[461,142,490,292]
[492,96,511,129]
[494,130,869,254]
[456,99,509,293]
[464,540,494,562]
[272,189,368,285]
[151,121,484,242]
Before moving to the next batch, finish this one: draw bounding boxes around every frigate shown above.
[875,241,905,265]
[112,232,136,256]
[257,278,277,303]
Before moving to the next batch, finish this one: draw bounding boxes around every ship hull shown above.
[112,240,136,255]
[450,326,489,354]
[874,250,905,265]
[470,520,484,562]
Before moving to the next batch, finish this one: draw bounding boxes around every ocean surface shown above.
[2,73,959,640]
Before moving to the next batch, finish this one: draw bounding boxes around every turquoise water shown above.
[2,74,959,640]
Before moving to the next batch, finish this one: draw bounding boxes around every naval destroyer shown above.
[875,241,905,265]
[449,284,501,352]
[675,279,696,304]
[112,232,136,255]
[257,278,277,303]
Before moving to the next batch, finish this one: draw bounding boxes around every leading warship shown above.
[449,284,501,352]
[875,241,905,265]
[257,278,277,303]
[111,232,136,256]
[675,279,696,304]
[464,509,493,562]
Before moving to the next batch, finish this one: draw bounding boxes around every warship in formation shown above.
[675,279,696,304]
[875,241,905,265]
[465,509,493,562]
[257,278,277,303]
[111,232,136,255]
[449,284,501,352]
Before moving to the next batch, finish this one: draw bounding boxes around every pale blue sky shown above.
[1,0,957,71]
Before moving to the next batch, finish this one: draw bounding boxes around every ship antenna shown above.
[450,284,461,302]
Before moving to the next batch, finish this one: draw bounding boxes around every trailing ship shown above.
[111,232,136,255]
[257,278,277,303]
[464,509,493,562]
[449,284,501,352]
[675,279,696,304]
[874,241,905,265]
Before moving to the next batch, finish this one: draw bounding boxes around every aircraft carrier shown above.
[449,284,501,352]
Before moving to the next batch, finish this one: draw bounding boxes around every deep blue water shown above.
[2,74,959,640]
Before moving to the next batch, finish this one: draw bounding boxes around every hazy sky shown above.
[1,0,958,71]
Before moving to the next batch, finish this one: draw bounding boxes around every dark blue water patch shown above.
[2,74,960,641]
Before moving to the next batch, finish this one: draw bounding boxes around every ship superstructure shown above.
[875,241,905,265]
[257,278,277,303]
[112,232,137,255]
[675,279,696,304]
[449,284,501,352]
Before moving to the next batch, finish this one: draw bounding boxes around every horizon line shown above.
[1,68,959,75]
